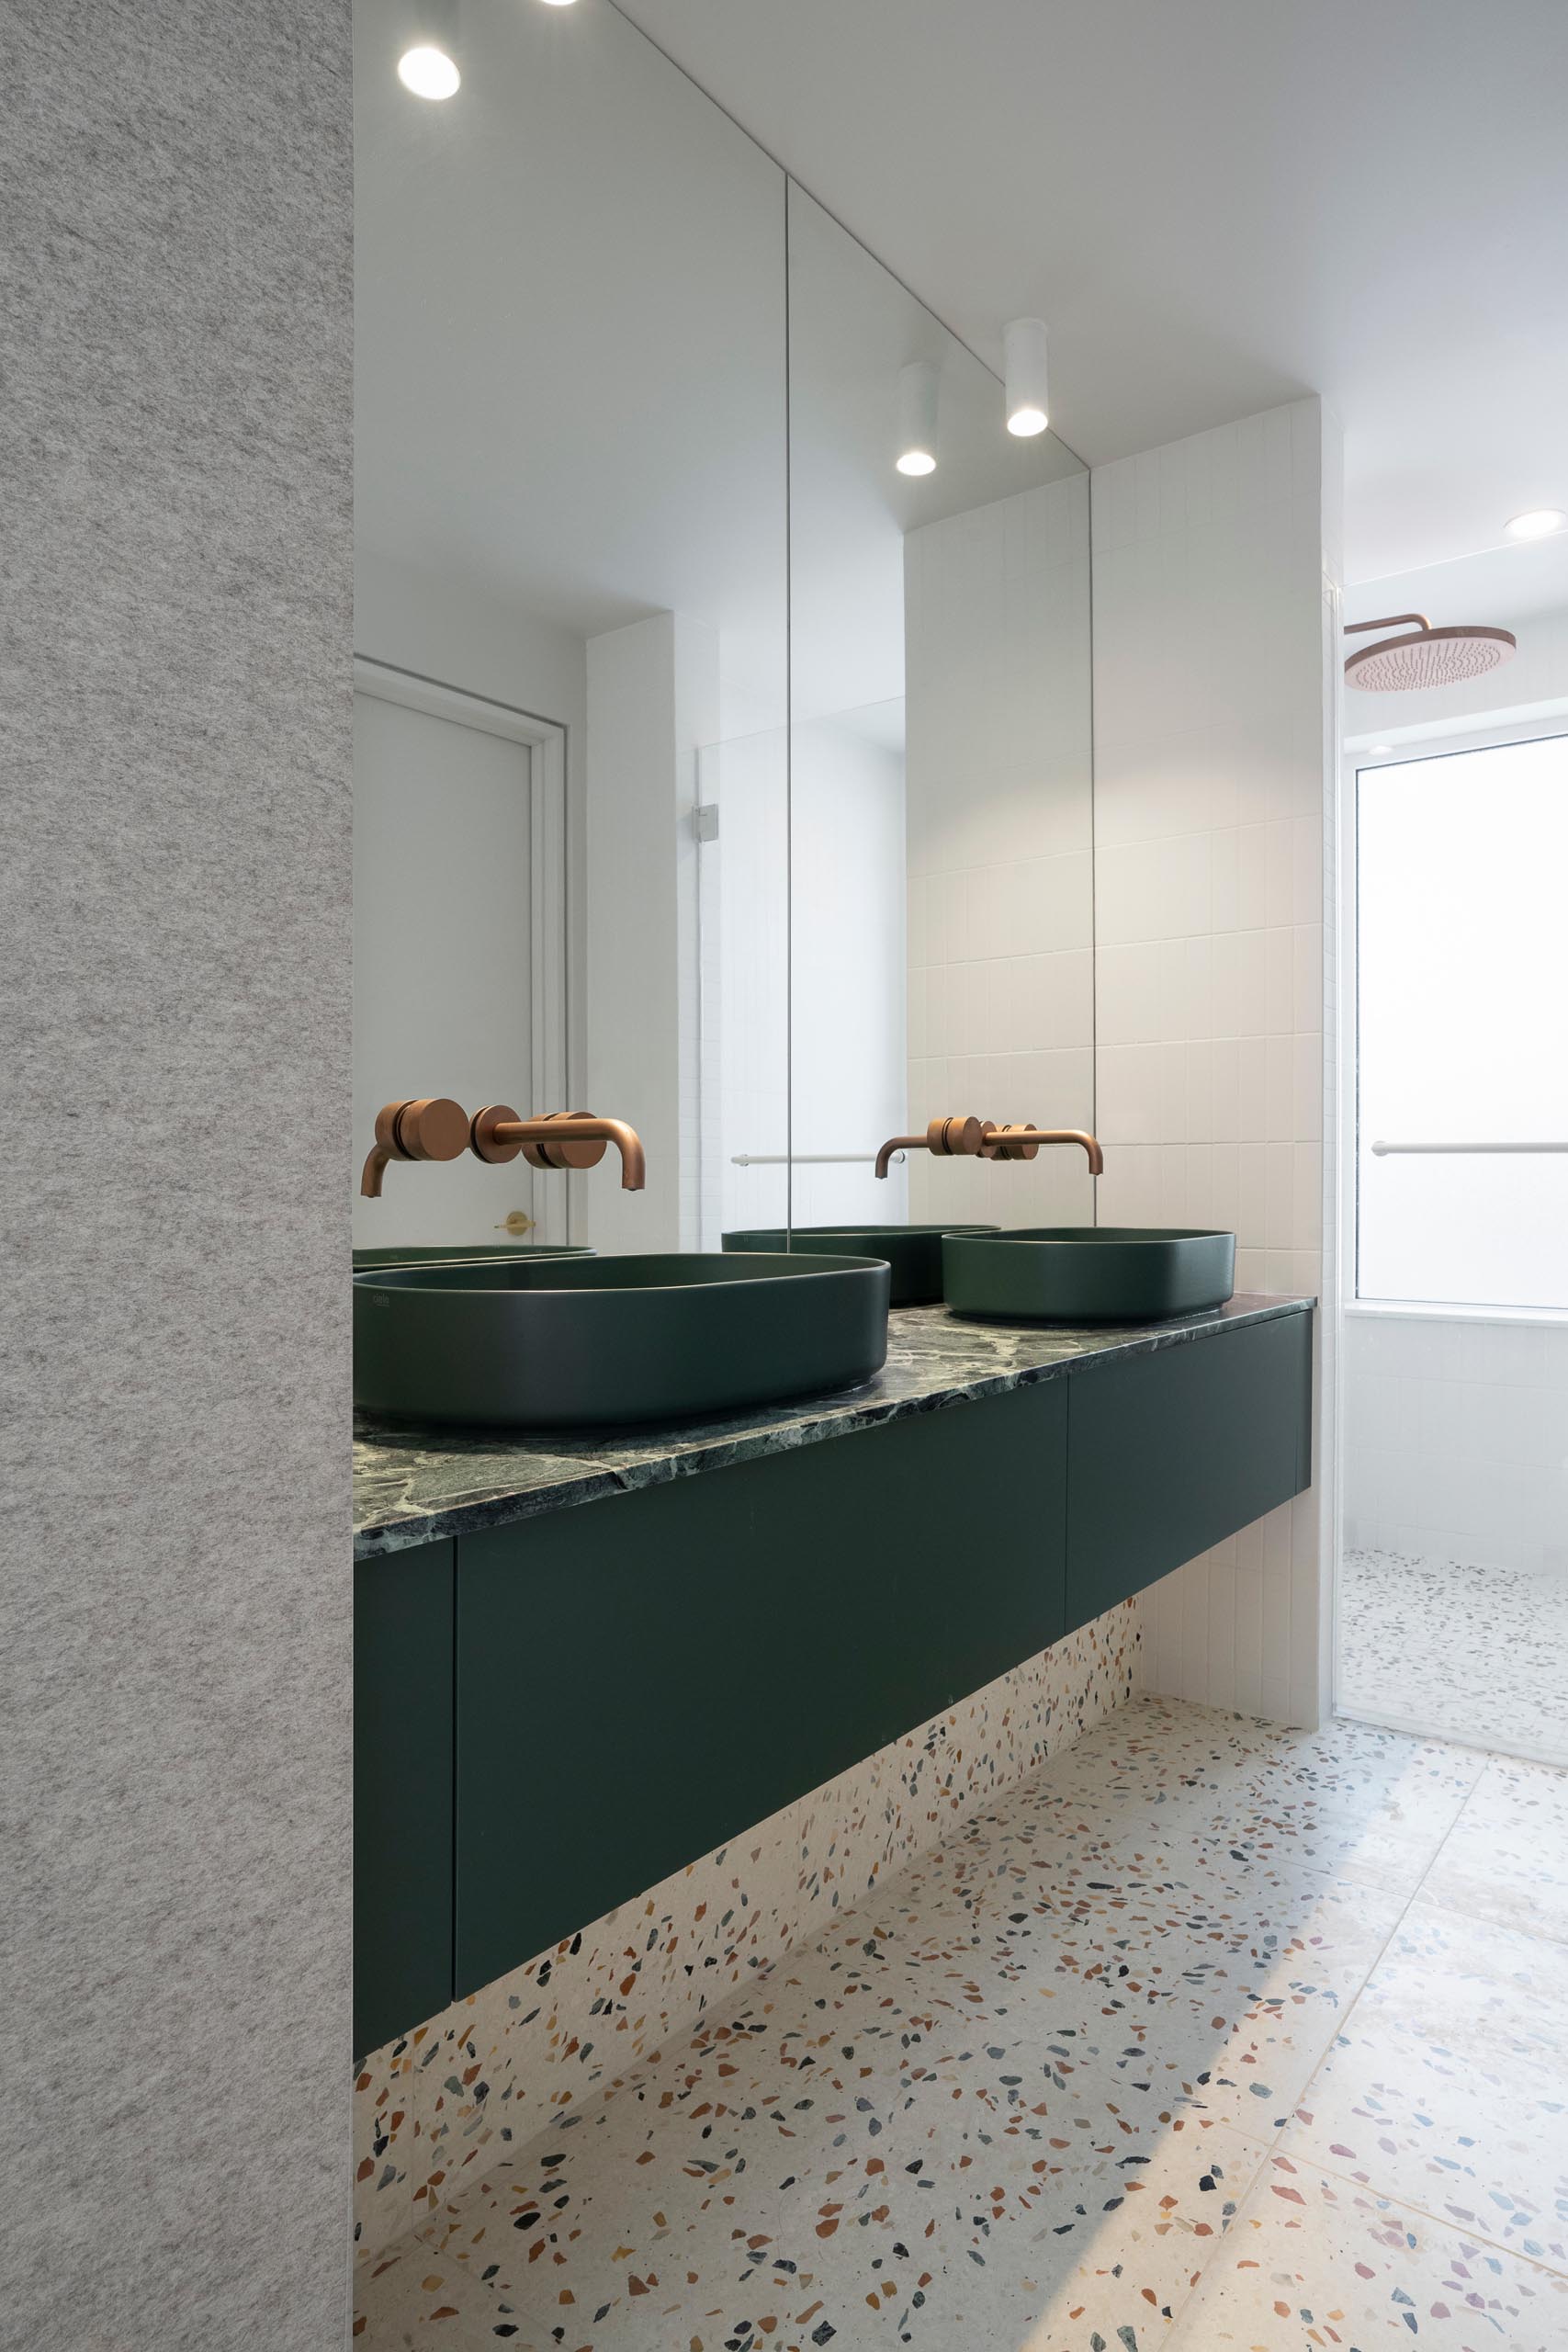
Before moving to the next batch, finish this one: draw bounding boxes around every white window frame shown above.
[1338,708,1568,1329]
[353,656,572,1243]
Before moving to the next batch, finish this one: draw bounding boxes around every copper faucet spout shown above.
[990,1124,1104,1175]
[874,1134,925,1180]
[361,1145,391,1199]
[472,1107,648,1191]
[498,1115,647,1190]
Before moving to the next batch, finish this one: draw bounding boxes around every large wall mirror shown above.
[782,187,1092,1248]
[353,0,1090,1270]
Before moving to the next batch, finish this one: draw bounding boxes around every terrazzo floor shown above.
[356,1695,1568,2350]
[1340,1545,1568,1765]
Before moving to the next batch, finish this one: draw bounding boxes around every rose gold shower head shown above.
[1344,612,1517,692]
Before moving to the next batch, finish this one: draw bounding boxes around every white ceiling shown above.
[615,0,1568,584]
[1346,533,1568,632]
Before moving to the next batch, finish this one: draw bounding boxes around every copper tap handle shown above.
[360,1097,470,1197]
[928,1114,990,1158]
[874,1114,994,1179]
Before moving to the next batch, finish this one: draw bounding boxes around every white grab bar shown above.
[729,1151,905,1168]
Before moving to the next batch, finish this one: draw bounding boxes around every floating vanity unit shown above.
[354,1290,1314,2056]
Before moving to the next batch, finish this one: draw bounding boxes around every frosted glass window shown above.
[1357,733,1568,1310]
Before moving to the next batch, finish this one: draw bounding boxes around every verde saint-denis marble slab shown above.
[354,1291,1314,1559]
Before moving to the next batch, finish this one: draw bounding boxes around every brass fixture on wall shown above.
[873,1115,1103,1182]
[360,1096,470,1198]
[1343,612,1516,692]
[469,1106,647,1187]
[989,1122,1104,1172]
[360,1101,647,1197]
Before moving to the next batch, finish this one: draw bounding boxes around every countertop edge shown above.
[353,1294,1314,1562]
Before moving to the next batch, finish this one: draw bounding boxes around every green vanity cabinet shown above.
[453,1379,1068,2001]
[1064,1310,1313,1629]
[353,1305,1315,2052]
[354,1540,454,2059]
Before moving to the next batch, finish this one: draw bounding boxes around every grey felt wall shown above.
[2,4,353,2345]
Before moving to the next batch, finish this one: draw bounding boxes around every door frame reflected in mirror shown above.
[353,656,571,1245]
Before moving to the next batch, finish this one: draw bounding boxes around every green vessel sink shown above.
[354,1251,890,1429]
[943,1227,1236,1323]
[722,1224,998,1307]
[353,1244,593,1270]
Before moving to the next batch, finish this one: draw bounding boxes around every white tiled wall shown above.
[586,612,718,1253]
[789,711,910,1227]
[698,719,791,1240]
[1090,399,1342,1728]
[1344,1311,1568,1574]
[904,472,1096,1227]
[701,707,908,1241]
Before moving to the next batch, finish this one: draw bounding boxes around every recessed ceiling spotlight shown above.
[537,0,580,7]
[1506,508,1566,540]
[1003,317,1049,436]
[896,360,938,478]
[1371,743,1393,754]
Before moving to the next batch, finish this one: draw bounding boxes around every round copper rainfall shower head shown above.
[1344,611,1517,693]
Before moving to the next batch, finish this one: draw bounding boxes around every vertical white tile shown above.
[1092,400,1335,1729]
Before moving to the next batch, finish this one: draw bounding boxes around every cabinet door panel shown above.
[354,1541,454,2058]
[455,1382,1067,2000]
[1066,1310,1313,1630]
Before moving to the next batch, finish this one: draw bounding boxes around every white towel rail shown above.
[1370,1139,1568,1156]
[729,1150,905,1168]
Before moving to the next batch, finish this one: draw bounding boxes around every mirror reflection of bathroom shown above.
[1339,533,1568,1765]
[353,0,787,1261]
[352,0,1098,1278]
[777,187,1094,1257]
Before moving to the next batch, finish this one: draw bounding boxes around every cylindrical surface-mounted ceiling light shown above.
[896,360,938,477]
[1003,316,1049,436]
[399,0,460,96]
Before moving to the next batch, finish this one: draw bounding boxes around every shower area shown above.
[1338,718,1568,1764]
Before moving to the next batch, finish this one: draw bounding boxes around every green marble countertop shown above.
[353,1291,1314,1561]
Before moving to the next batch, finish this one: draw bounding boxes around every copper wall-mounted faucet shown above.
[468,1105,647,1189]
[874,1114,1102,1182]
[360,1100,647,1199]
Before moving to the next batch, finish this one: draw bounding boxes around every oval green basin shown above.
[722,1224,998,1307]
[354,1251,890,1429]
[942,1227,1236,1322]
